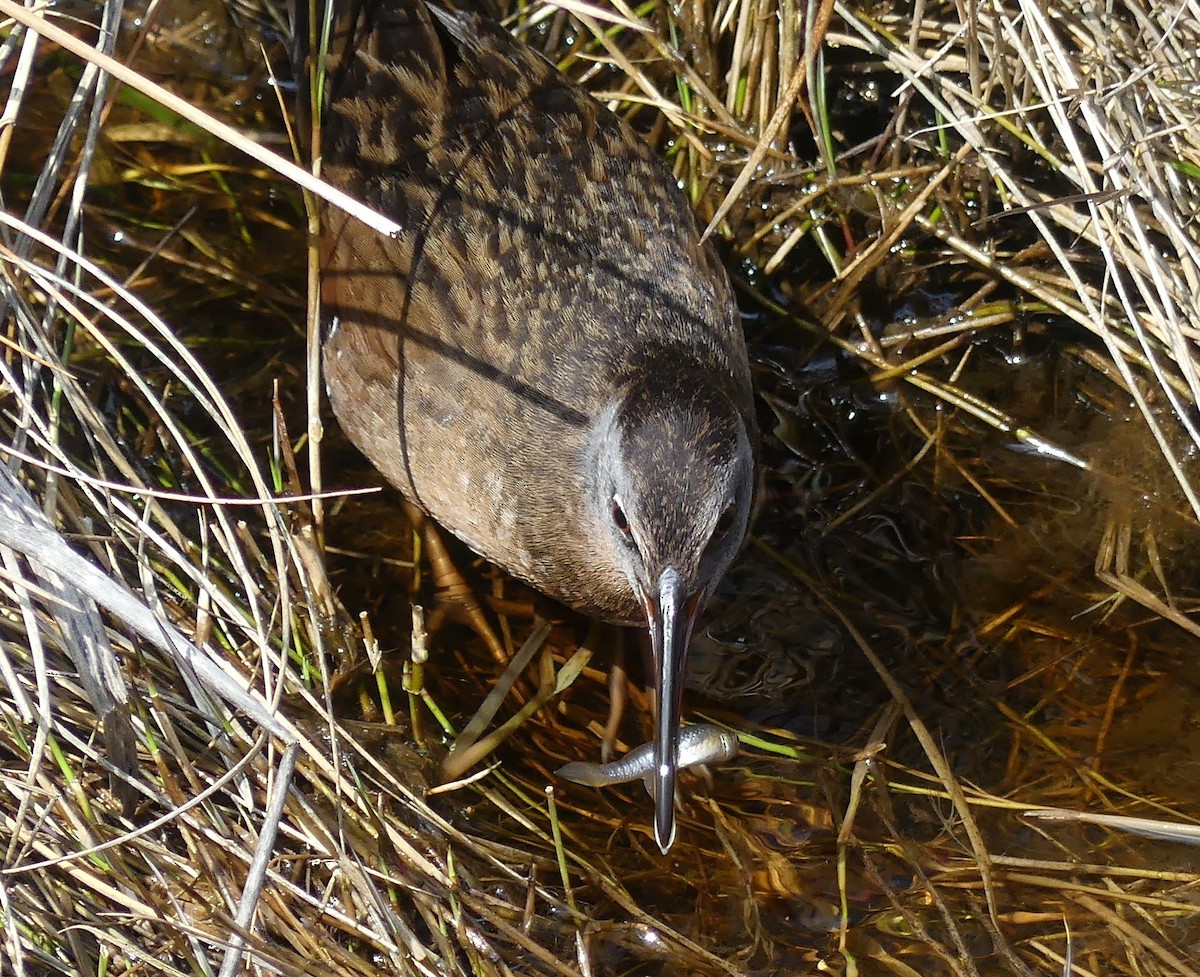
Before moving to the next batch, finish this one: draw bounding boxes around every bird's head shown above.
[584,376,755,852]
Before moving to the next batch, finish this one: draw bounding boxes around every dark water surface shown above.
[17,0,1200,973]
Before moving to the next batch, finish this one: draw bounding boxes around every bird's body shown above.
[318,0,757,850]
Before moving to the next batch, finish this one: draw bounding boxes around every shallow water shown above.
[15,0,1200,973]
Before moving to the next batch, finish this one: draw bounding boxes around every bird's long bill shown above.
[647,566,700,854]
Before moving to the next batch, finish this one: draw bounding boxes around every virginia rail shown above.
[318,0,757,852]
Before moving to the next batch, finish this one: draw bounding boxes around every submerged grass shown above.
[0,0,1198,974]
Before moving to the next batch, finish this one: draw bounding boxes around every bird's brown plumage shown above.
[319,0,755,621]
[316,0,757,850]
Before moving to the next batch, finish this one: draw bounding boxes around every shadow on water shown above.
[14,0,1200,973]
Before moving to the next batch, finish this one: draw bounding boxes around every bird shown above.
[315,0,758,852]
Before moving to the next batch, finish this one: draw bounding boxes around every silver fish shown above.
[556,723,739,789]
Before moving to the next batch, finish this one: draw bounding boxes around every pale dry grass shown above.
[0,0,1197,974]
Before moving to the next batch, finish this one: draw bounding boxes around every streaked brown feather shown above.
[316,0,756,623]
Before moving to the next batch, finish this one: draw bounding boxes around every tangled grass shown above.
[0,0,1197,974]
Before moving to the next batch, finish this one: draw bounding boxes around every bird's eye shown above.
[714,505,737,536]
[611,499,631,535]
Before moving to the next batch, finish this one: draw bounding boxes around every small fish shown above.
[556,724,739,790]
